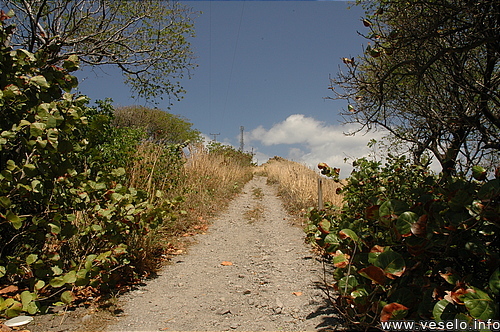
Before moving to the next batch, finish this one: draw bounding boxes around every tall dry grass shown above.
[124,142,253,270]
[177,144,254,229]
[259,157,344,214]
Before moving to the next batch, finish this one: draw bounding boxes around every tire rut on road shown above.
[106,176,339,331]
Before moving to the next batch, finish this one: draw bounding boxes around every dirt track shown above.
[29,176,340,331]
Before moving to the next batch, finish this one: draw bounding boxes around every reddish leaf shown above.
[317,163,329,170]
[221,261,233,266]
[450,287,468,305]
[0,10,11,21]
[380,303,409,322]
[0,285,18,295]
[370,245,385,253]
[411,214,428,237]
[365,205,380,220]
[358,266,387,285]
[292,292,303,296]
[318,219,331,234]
[332,250,350,268]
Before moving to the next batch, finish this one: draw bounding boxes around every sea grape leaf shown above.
[375,250,406,278]
[489,268,500,295]
[396,211,418,237]
[358,265,386,285]
[433,299,457,322]
[339,228,360,243]
[380,302,408,322]
[459,287,497,320]
[379,200,409,226]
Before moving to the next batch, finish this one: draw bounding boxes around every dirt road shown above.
[28,176,340,331]
[105,176,339,331]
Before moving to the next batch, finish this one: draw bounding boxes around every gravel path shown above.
[105,176,339,331]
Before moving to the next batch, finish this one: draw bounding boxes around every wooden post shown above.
[318,177,324,210]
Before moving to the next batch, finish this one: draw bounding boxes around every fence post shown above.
[318,177,324,210]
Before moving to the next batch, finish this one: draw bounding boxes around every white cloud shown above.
[248,114,386,177]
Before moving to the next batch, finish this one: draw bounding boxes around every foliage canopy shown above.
[113,105,201,145]
[332,0,500,175]
[2,0,198,102]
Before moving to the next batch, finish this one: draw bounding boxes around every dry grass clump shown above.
[178,144,254,228]
[124,142,253,270]
[260,157,344,214]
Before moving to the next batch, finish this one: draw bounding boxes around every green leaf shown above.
[26,254,38,265]
[23,163,38,176]
[48,222,61,234]
[4,299,22,318]
[6,210,22,229]
[75,269,89,286]
[375,250,406,277]
[332,253,349,268]
[30,122,46,138]
[60,290,74,304]
[396,211,418,236]
[25,301,39,314]
[47,128,59,146]
[460,287,497,320]
[63,270,77,284]
[30,75,50,89]
[338,275,359,294]
[20,291,35,308]
[34,279,45,291]
[63,55,79,72]
[49,276,65,288]
[51,265,63,276]
[323,233,339,246]
[85,255,97,270]
[318,219,331,234]
[433,299,456,322]
[31,179,42,192]
[111,167,126,177]
[379,200,409,226]
[0,266,6,278]
[0,196,12,208]
[489,268,500,295]
[339,228,360,243]
[472,165,487,181]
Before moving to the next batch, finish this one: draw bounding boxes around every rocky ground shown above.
[21,176,341,332]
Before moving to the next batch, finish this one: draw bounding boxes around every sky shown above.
[76,0,386,177]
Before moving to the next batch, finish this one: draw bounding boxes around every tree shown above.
[1,0,198,102]
[113,105,201,145]
[331,0,500,175]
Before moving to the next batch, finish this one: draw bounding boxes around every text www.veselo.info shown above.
[381,319,500,331]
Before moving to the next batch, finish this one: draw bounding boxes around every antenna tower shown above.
[239,126,244,151]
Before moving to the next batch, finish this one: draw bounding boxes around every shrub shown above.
[306,156,499,330]
[113,105,201,145]
[0,16,178,317]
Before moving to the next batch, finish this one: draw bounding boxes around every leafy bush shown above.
[113,105,201,145]
[206,141,254,167]
[306,156,499,330]
[0,15,178,317]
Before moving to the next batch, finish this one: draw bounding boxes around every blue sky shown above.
[76,0,385,176]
